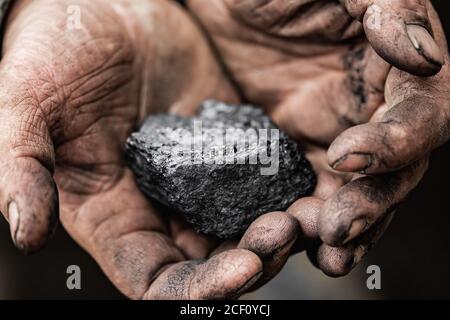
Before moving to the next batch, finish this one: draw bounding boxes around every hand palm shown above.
[1,0,271,299]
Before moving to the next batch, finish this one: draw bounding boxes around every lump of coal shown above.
[126,100,316,239]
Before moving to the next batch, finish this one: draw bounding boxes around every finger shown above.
[341,0,444,76]
[60,169,183,299]
[287,197,322,254]
[315,244,355,277]
[331,44,389,127]
[329,95,449,174]
[60,170,263,300]
[305,146,351,200]
[0,67,59,254]
[238,212,298,288]
[329,3,450,174]
[221,0,361,40]
[315,210,394,277]
[287,197,322,241]
[319,159,428,247]
[145,249,262,300]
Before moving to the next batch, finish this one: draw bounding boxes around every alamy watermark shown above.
[366,265,381,290]
[163,120,280,176]
[66,5,82,30]
[66,265,81,290]
[365,4,382,31]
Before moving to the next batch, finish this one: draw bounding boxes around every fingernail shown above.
[332,153,372,173]
[343,218,368,244]
[8,201,20,245]
[406,24,444,67]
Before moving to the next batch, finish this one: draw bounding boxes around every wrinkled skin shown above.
[188,0,450,277]
[0,0,448,299]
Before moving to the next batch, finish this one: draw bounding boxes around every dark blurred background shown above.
[1,0,450,299]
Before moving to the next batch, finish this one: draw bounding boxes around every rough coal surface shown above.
[126,100,316,239]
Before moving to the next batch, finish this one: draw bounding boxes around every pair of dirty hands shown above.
[0,0,448,299]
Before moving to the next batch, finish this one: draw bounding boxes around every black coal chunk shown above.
[126,100,316,239]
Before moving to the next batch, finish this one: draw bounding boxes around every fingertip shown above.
[287,197,323,239]
[194,249,263,299]
[4,158,59,254]
[318,219,349,248]
[239,212,298,287]
[239,212,299,257]
[226,248,264,287]
[318,196,367,247]
[364,15,443,77]
[405,24,444,73]
[343,0,446,76]
[10,196,58,255]
[220,248,264,276]
[316,245,355,278]
[327,124,381,174]
[318,200,346,247]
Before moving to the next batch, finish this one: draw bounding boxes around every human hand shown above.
[188,0,450,276]
[0,0,305,299]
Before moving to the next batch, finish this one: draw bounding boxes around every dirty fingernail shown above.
[406,24,444,67]
[332,153,372,173]
[8,201,20,244]
[343,218,368,244]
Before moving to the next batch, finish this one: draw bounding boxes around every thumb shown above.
[0,58,58,254]
[341,0,444,76]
